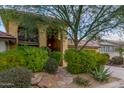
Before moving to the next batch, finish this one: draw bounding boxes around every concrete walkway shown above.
[97,66,124,88]
[106,66,124,80]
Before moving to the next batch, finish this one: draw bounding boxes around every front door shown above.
[47,35,60,51]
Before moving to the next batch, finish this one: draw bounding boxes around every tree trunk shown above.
[74,39,78,50]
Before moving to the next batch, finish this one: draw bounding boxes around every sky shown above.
[0,18,124,41]
[0,17,6,32]
[102,34,124,41]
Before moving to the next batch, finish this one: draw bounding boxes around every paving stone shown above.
[57,81,66,87]
[63,77,73,85]
[31,73,43,85]
[37,74,57,88]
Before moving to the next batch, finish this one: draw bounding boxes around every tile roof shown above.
[68,39,100,48]
[100,39,124,47]
[0,31,16,43]
[0,31,16,39]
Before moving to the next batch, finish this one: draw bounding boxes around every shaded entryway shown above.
[47,28,61,51]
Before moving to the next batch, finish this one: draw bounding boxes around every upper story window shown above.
[18,26,39,46]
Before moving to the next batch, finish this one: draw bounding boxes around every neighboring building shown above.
[0,31,16,52]
[68,39,100,52]
[68,39,124,58]
[99,39,124,58]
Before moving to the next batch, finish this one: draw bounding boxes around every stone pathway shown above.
[97,66,124,88]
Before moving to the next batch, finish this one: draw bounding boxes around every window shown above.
[18,26,39,46]
[100,45,116,53]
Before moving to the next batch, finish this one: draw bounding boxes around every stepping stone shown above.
[31,73,43,85]
[37,75,57,88]
[57,81,66,87]
[63,77,73,85]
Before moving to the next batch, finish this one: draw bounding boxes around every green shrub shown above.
[17,46,48,72]
[64,49,109,74]
[101,53,110,59]
[0,46,48,72]
[0,67,32,88]
[96,53,109,66]
[110,56,123,65]
[64,49,85,74]
[0,50,26,72]
[45,58,59,74]
[73,76,90,86]
[90,66,111,82]
[49,51,62,65]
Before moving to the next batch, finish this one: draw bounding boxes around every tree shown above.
[34,5,124,50]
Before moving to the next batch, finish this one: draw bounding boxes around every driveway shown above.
[105,66,124,80]
[97,66,124,88]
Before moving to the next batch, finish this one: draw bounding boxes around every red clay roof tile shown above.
[68,39,100,48]
[0,31,16,39]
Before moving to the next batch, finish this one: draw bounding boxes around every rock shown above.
[63,77,73,85]
[31,73,43,85]
[32,86,39,88]
[57,67,72,77]
[32,68,73,88]
[57,81,66,87]
[37,74,57,88]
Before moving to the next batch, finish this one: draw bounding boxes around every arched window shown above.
[18,26,38,46]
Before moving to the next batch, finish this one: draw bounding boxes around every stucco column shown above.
[6,21,18,40]
[38,25,48,47]
[60,29,68,67]
[6,21,18,49]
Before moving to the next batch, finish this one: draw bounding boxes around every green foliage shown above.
[73,76,90,86]
[0,50,26,72]
[96,53,109,66]
[49,51,62,65]
[110,56,123,65]
[116,47,124,57]
[90,66,111,82]
[101,53,110,59]
[17,46,48,72]
[45,58,59,74]
[0,67,32,88]
[0,8,64,32]
[0,46,48,72]
[64,49,84,74]
[64,49,109,74]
